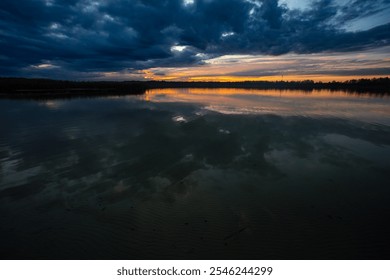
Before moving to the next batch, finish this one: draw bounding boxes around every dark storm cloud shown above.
[0,0,389,78]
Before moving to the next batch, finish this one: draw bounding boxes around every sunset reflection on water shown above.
[144,88,390,125]
[1,89,390,259]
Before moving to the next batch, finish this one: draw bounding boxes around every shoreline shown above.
[1,77,389,99]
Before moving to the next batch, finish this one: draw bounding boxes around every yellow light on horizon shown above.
[148,74,390,83]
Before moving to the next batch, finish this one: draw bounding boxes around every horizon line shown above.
[1,76,390,83]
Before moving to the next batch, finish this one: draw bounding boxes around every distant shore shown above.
[1,77,389,99]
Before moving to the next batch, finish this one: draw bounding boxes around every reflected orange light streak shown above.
[146,88,371,100]
[142,88,390,122]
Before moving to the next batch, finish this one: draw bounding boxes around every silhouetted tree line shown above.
[1,77,389,99]
[0,78,147,99]
[147,78,390,94]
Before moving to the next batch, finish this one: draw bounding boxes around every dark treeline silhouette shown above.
[0,78,147,99]
[1,77,389,99]
[148,78,390,93]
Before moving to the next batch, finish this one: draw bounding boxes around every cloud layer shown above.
[0,0,389,79]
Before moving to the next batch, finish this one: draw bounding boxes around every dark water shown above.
[1,89,390,259]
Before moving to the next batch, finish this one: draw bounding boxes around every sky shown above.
[0,0,389,81]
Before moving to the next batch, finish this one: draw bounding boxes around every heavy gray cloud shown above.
[0,0,389,78]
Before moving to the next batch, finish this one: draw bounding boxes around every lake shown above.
[1,88,390,259]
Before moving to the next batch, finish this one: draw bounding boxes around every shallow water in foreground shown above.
[1,89,390,259]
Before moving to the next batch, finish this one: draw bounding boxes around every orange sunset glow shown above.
[134,49,390,83]
[145,74,390,82]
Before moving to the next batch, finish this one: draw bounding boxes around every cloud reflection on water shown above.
[0,90,390,259]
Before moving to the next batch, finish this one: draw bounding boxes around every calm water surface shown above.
[1,89,390,259]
